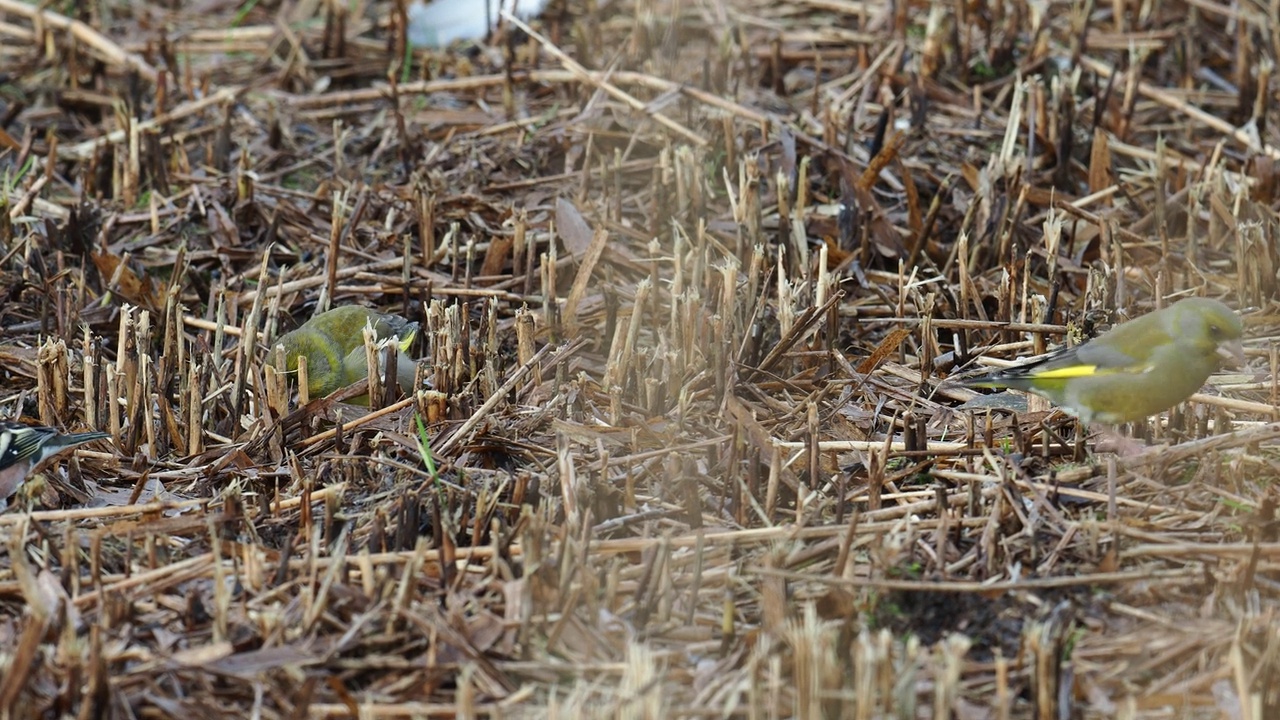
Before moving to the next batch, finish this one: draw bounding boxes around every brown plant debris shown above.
[2,0,1280,717]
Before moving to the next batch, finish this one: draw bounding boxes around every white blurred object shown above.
[407,0,551,48]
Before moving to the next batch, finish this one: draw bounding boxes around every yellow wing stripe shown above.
[1030,365,1099,379]
[398,328,417,352]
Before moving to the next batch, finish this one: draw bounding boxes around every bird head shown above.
[1171,297,1244,368]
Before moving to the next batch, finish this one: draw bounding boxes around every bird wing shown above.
[1026,340,1147,378]
[0,426,55,470]
[996,310,1171,380]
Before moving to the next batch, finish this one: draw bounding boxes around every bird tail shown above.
[51,431,110,450]
[72,431,109,442]
[955,371,1035,392]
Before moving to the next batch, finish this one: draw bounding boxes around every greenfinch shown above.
[339,341,420,398]
[960,297,1244,424]
[270,306,421,399]
[0,421,108,506]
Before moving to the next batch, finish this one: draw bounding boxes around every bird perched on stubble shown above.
[959,297,1245,424]
[0,421,109,506]
[269,306,421,399]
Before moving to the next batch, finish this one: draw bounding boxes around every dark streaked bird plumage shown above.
[960,297,1245,424]
[0,421,109,506]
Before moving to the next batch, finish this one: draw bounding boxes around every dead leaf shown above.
[91,249,165,309]
[856,327,912,374]
[555,198,594,259]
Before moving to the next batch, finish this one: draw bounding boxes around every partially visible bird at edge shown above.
[0,421,109,508]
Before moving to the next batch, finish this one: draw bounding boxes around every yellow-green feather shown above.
[959,297,1243,424]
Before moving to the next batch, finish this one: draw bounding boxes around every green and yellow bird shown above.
[960,297,1245,424]
[269,306,421,399]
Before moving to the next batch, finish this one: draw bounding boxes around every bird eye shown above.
[1208,323,1222,337]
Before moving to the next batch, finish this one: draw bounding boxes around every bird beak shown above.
[1218,339,1246,368]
